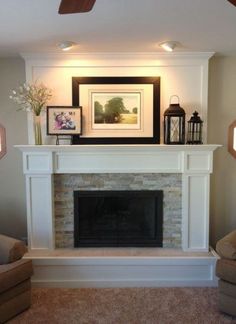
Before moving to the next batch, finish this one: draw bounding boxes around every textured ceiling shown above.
[0,0,236,56]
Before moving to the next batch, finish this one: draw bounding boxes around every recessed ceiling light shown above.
[58,41,76,51]
[159,41,178,52]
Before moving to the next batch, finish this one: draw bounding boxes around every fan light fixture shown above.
[58,41,76,51]
[159,41,177,52]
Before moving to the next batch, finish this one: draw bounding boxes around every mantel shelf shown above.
[15,144,221,153]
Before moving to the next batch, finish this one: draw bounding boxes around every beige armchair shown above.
[215,230,236,317]
[0,234,33,323]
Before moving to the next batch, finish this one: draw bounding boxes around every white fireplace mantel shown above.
[16,144,220,253]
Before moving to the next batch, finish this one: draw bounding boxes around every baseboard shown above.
[32,279,218,288]
[28,254,218,288]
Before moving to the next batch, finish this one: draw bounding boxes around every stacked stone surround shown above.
[54,173,182,248]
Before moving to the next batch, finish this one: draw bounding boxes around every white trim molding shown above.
[21,51,214,145]
[16,144,220,253]
[24,253,218,288]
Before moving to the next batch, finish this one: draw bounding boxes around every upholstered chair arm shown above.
[216,230,236,260]
[0,234,27,265]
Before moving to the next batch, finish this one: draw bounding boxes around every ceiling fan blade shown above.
[59,0,96,14]
[227,0,236,6]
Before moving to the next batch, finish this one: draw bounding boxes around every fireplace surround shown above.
[16,144,221,287]
[54,173,181,249]
[16,144,220,252]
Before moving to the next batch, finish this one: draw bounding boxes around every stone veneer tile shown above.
[54,173,182,249]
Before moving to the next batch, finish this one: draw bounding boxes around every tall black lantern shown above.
[187,111,203,144]
[164,95,185,144]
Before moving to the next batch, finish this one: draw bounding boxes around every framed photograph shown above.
[72,77,160,144]
[47,106,82,135]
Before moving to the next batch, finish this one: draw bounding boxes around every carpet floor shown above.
[9,287,236,324]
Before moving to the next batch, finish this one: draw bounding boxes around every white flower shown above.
[10,81,52,116]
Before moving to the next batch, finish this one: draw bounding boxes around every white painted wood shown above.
[21,52,214,145]
[16,144,220,152]
[23,152,53,174]
[25,254,217,288]
[26,175,54,250]
[184,151,212,173]
[55,151,182,174]
[22,52,215,62]
[16,144,220,252]
[182,174,210,251]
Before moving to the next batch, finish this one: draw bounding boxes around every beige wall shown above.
[0,58,27,239]
[208,56,236,246]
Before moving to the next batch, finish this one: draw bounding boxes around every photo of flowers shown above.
[47,106,82,135]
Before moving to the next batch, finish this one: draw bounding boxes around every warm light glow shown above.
[233,127,236,151]
[62,45,73,51]
[159,41,177,52]
[161,44,173,52]
[58,41,76,51]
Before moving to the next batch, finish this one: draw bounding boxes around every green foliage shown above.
[94,101,103,115]
[104,97,125,123]
[132,107,138,114]
[94,101,105,123]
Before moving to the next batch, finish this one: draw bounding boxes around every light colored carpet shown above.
[9,287,236,324]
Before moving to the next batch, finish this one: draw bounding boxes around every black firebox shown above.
[74,190,163,247]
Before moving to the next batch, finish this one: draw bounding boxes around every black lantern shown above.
[164,95,185,144]
[186,111,203,144]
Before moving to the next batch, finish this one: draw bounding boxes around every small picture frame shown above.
[47,106,82,135]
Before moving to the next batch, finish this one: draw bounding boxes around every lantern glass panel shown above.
[170,117,180,142]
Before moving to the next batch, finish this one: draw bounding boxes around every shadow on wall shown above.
[208,56,236,247]
[0,57,27,239]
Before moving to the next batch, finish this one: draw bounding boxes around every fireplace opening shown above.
[74,190,163,247]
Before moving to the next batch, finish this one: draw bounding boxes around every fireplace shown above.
[74,190,163,247]
[16,144,220,288]
[16,144,220,252]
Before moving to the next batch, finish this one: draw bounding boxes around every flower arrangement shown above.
[10,82,52,116]
[10,81,52,144]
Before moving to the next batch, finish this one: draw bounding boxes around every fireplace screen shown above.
[74,190,163,247]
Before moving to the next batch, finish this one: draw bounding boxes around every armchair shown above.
[0,234,33,323]
[215,230,236,317]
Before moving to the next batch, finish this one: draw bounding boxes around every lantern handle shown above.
[169,95,180,105]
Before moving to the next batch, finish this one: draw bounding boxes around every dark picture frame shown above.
[72,77,160,144]
[47,106,82,136]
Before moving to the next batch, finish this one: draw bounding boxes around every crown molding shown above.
[20,51,215,62]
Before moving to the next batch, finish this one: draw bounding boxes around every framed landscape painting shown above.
[72,76,160,144]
